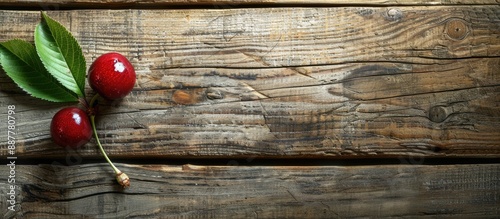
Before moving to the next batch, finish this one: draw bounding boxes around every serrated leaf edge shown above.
[36,12,87,98]
[0,39,79,102]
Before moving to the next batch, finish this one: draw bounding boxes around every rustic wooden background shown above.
[1,0,499,218]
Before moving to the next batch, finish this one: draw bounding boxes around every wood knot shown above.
[172,90,197,105]
[385,8,403,22]
[444,19,469,40]
[428,106,448,123]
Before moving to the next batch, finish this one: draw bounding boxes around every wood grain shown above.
[0,5,498,219]
[1,7,499,159]
[0,0,498,9]
[1,163,499,218]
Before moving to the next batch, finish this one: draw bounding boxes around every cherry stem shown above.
[88,94,130,188]
[90,115,120,173]
[89,94,99,107]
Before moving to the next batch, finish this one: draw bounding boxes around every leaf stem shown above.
[79,97,89,109]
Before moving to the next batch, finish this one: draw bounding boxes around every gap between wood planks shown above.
[14,157,500,166]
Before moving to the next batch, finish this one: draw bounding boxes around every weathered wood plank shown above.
[1,163,499,218]
[0,7,499,159]
[0,0,498,9]
[1,7,499,67]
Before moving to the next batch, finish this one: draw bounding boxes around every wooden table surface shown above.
[1,1,499,218]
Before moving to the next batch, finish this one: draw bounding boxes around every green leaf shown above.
[35,12,86,98]
[0,39,78,102]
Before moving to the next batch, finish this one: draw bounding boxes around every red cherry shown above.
[50,107,92,149]
[88,52,136,100]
